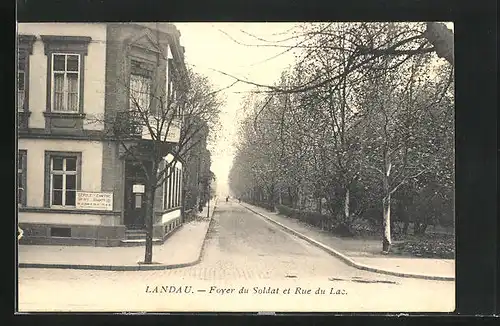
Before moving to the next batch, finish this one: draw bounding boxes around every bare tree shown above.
[215,22,453,95]
[230,22,454,254]
[88,29,222,263]
[355,43,453,252]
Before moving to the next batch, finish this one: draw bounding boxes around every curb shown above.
[18,205,217,272]
[241,204,455,282]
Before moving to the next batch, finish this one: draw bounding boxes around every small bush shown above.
[254,202,275,212]
[331,222,357,238]
[392,233,455,259]
[277,204,334,230]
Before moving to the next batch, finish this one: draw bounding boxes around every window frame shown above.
[168,167,174,209]
[167,59,181,117]
[176,168,181,207]
[17,35,35,113]
[164,166,183,209]
[163,166,170,210]
[17,150,27,207]
[44,151,82,208]
[17,67,26,112]
[50,53,81,113]
[129,58,155,114]
[178,168,183,207]
[41,35,91,114]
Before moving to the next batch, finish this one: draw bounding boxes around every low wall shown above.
[19,222,126,247]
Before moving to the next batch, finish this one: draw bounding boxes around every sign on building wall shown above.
[76,191,113,211]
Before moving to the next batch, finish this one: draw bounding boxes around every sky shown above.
[174,22,454,196]
[174,23,301,196]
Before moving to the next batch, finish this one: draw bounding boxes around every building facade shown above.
[181,119,212,213]
[17,23,188,246]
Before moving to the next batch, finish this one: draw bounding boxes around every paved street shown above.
[18,201,454,312]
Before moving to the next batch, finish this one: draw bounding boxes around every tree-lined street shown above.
[16,21,457,313]
[18,200,454,312]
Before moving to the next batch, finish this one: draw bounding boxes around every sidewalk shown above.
[242,203,455,281]
[18,200,217,271]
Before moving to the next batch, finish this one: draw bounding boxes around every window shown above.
[178,170,183,206]
[167,59,180,117]
[17,35,35,113]
[163,163,183,210]
[52,54,80,112]
[168,168,174,208]
[172,169,177,208]
[175,168,180,207]
[176,168,181,206]
[163,167,170,210]
[41,35,91,114]
[130,60,152,112]
[17,151,27,206]
[44,152,81,208]
[51,227,71,237]
[50,156,78,206]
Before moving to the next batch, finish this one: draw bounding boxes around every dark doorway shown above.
[124,160,152,229]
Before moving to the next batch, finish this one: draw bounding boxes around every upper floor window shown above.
[17,62,25,112]
[167,59,178,114]
[130,60,153,112]
[41,35,91,114]
[52,54,80,112]
[17,35,35,113]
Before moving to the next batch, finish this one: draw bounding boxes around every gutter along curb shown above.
[241,203,455,282]
[19,204,217,272]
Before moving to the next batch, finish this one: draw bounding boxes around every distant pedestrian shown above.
[226,196,229,202]
[238,197,241,203]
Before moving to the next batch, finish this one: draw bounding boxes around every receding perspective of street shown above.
[16,22,455,313]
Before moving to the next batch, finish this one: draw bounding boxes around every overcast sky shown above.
[174,22,454,196]
[175,23,301,195]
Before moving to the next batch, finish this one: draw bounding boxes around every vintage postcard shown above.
[16,22,455,312]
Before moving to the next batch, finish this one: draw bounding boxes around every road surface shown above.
[18,200,454,312]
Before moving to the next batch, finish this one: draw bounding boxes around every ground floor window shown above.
[17,150,27,206]
[164,164,182,210]
[45,151,81,207]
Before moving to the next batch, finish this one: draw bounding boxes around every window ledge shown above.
[43,112,86,118]
[19,206,120,215]
[18,111,32,116]
[155,207,182,215]
[17,111,31,129]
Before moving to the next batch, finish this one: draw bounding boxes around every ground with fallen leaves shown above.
[391,233,455,259]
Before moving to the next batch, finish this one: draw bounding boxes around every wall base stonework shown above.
[19,216,183,247]
[19,223,126,247]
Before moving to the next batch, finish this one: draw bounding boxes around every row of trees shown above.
[229,22,454,253]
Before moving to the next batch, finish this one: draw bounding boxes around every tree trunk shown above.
[344,188,350,224]
[382,194,392,253]
[297,187,302,210]
[402,212,409,235]
[144,184,155,264]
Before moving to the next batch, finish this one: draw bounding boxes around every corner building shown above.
[17,23,187,246]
